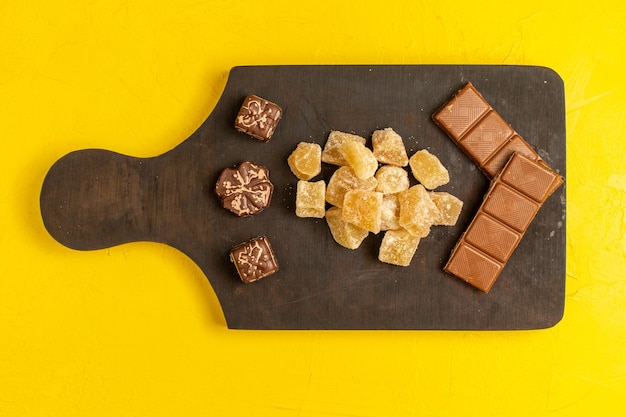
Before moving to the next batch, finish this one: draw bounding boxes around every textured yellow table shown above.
[1,1,625,416]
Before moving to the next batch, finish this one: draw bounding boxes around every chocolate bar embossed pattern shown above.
[433,82,547,178]
[445,152,563,292]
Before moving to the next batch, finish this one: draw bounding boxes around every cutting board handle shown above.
[40,149,159,250]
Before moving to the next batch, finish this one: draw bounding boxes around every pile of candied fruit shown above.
[288,128,463,267]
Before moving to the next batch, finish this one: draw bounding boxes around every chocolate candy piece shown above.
[215,161,273,217]
[432,82,545,179]
[378,229,421,267]
[234,94,282,141]
[230,236,278,283]
[444,152,563,293]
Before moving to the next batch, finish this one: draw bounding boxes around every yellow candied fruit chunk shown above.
[409,149,450,190]
[375,165,410,194]
[321,131,367,166]
[372,128,409,166]
[430,192,464,226]
[325,166,378,208]
[296,180,326,218]
[378,229,421,267]
[339,141,379,180]
[342,189,383,234]
[326,207,370,250]
[398,185,441,237]
[380,194,401,231]
[288,142,322,180]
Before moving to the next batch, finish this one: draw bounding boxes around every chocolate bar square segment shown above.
[230,236,279,283]
[445,242,502,293]
[500,152,562,203]
[482,135,540,178]
[482,183,539,233]
[464,213,521,263]
[460,110,514,164]
[432,83,491,139]
[234,94,282,142]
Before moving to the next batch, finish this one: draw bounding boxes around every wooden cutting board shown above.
[40,65,566,329]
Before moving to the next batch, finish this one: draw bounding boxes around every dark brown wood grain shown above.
[40,65,566,329]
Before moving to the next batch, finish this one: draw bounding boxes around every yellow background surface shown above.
[2,0,625,416]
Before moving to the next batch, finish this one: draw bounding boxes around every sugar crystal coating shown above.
[378,229,421,267]
[339,141,379,179]
[296,180,326,218]
[409,150,450,190]
[380,194,401,231]
[342,189,383,234]
[325,166,378,207]
[288,142,322,180]
[430,192,463,226]
[372,128,409,166]
[321,131,367,165]
[375,165,410,194]
[398,185,441,237]
[326,207,369,250]
[288,125,465,268]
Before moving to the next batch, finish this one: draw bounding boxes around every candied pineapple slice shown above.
[295,180,326,218]
[325,166,378,207]
[372,128,409,166]
[339,141,379,179]
[342,189,383,234]
[378,229,421,267]
[430,192,463,226]
[380,194,401,231]
[398,185,441,237]
[321,131,367,166]
[409,149,450,189]
[326,207,369,249]
[288,142,322,180]
[375,165,410,194]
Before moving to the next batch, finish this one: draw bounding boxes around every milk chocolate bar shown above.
[215,161,274,217]
[234,94,282,141]
[230,236,278,283]
[432,82,544,178]
[444,152,563,292]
